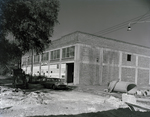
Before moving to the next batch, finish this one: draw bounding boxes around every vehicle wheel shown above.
[52,85,56,90]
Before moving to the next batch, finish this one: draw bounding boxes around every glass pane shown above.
[54,51,57,59]
[46,52,49,60]
[51,51,53,60]
[41,65,48,76]
[61,64,66,79]
[67,47,69,57]
[33,66,40,76]
[49,64,59,78]
[57,50,60,59]
[62,48,66,58]
[70,46,75,57]
[28,56,32,64]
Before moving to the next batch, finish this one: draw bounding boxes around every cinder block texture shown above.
[137,69,149,87]
[138,56,150,68]
[79,63,97,85]
[122,53,136,66]
[103,49,119,65]
[102,65,119,84]
[23,31,150,86]
[77,32,150,56]
[121,68,135,82]
[79,45,100,85]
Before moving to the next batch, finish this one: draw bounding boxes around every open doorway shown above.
[66,63,74,83]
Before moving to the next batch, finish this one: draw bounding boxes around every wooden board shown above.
[125,102,150,111]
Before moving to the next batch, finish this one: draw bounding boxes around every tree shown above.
[0,0,59,73]
[0,34,22,74]
[0,0,59,54]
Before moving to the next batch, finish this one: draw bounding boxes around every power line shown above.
[131,9,150,27]
[94,11,150,35]
[94,14,150,35]
[99,15,150,36]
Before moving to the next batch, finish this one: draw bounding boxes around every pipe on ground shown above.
[109,81,136,93]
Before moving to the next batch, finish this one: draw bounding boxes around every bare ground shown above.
[0,76,150,117]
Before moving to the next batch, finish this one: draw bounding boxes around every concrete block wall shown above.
[77,32,150,56]
[79,44,100,85]
[102,65,119,84]
[102,49,120,85]
[137,69,149,87]
[22,31,150,87]
[122,53,136,66]
[121,52,136,83]
[121,68,135,82]
[138,56,150,68]
[103,49,119,64]
[79,63,97,85]
[46,32,79,50]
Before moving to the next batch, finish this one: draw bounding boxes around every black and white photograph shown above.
[1,0,150,117]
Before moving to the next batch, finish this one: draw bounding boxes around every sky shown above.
[52,0,150,48]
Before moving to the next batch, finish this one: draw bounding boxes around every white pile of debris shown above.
[0,86,52,109]
[107,81,150,112]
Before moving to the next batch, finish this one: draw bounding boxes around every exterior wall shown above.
[74,44,80,84]
[102,66,119,84]
[102,49,120,85]
[121,52,136,82]
[22,31,150,87]
[78,32,150,56]
[79,44,100,85]
[122,53,136,66]
[33,65,40,76]
[121,67,135,82]
[137,56,150,87]
[138,56,150,68]
[137,69,149,87]
[22,44,76,84]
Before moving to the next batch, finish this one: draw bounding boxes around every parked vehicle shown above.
[12,69,29,89]
[40,78,67,90]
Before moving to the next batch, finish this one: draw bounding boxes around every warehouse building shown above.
[22,31,150,87]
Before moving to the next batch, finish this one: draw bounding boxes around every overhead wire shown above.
[100,15,150,36]
[93,10,150,36]
[94,14,150,35]
[130,9,150,27]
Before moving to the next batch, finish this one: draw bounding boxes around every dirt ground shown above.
[0,76,150,117]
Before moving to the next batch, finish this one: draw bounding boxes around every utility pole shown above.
[31,48,34,76]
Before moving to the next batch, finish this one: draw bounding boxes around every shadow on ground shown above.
[0,76,74,93]
[29,108,150,117]
[0,76,13,87]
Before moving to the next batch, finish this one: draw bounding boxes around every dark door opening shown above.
[66,63,74,83]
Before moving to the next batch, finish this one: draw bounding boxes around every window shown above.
[28,56,32,64]
[34,55,40,63]
[57,64,59,69]
[41,52,49,61]
[22,57,27,65]
[51,51,53,60]
[127,54,131,61]
[49,64,59,78]
[51,49,60,60]
[62,46,75,59]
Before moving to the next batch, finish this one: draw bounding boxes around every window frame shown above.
[50,49,60,60]
[62,46,75,59]
[41,52,49,61]
[127,54,131,61]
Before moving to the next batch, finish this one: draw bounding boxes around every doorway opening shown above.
[66,63,74,83]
